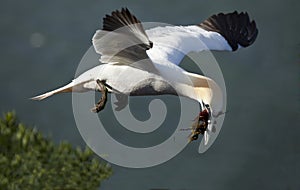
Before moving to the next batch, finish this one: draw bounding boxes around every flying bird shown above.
[32,8,258,144]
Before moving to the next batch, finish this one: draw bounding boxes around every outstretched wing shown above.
[199,11,258,51]
[92,8,154,68]
[146,11,258,65]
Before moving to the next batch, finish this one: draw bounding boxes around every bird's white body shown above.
[64,60,219,106]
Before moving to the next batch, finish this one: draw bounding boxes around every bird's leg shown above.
[91,79,108,113]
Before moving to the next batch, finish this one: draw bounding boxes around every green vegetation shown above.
[0,112,112,190]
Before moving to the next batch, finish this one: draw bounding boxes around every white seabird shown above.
[32,8,258,143]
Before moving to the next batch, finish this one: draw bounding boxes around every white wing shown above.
[146,11,258,65]
[92,8,156,69]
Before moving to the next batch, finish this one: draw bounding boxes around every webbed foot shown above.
[91,79,108,113]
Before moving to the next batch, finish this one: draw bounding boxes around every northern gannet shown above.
[32,8,258,143]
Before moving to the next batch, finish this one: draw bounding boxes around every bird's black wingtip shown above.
[199,11,258,51]
[102,7,139,32]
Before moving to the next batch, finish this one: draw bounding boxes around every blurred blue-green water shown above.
[0,0,299,189]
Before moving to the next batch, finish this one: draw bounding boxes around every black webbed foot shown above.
[91,79,108,113]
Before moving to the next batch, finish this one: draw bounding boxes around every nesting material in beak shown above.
[188,103,211,143]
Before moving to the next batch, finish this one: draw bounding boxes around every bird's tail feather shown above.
[30,82,75,100]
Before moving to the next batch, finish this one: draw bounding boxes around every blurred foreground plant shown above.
[0,112,112,190]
